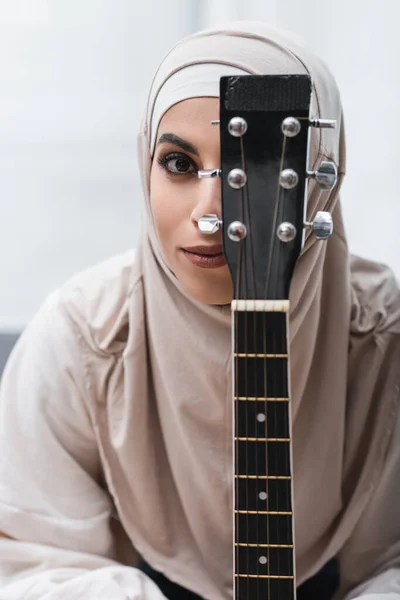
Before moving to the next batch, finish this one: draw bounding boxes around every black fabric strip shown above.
[138,557,339,600]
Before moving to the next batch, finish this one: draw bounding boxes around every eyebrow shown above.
[157,133,200,157]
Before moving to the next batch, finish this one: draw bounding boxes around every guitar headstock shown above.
[217,74,337,300]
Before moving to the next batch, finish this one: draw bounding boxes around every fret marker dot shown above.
[259,491,268,500]
[259,556,268,564]
[256,413,266,422]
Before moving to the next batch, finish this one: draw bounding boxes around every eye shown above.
[157,152,197,176]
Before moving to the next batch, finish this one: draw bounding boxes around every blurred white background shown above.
[1,0,399,332]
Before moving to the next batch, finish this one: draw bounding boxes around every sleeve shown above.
[337,398,400,600]
[0,292,167,600]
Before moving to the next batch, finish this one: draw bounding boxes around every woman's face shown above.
[150,97,233,305]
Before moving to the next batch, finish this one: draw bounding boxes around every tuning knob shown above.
[310,119,337,129]
[198,169,221,179]
[307,161,338,191]
[305,211,333,240]
[197,214,222,234]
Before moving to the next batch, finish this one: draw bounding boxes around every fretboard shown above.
[232,299,295,600]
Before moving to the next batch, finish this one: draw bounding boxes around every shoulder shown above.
[3,250,140,380]
[57,249,140,356]
[350,254,400,336]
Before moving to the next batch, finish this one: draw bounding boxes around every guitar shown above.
[199,74,337,600]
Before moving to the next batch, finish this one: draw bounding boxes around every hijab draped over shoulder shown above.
[81,20,399,598]
[131,21,400,598]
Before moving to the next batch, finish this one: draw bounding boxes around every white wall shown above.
[1,0,399,331]
[0,0,195,330]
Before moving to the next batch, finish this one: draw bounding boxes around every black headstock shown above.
[220,74,312,300]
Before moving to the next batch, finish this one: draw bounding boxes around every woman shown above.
[0,21,399,600]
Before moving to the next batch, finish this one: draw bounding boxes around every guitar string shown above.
[278,147,292,585]
[264,135,287,299]
[273,128,301,594]
[284,306,291,582]
[234,239,244,600]
[242,203,250,599]
[234,133,248,599]
[238,133,260,596]
[276,164,284,592]
[275,135,287,594]
[262,310,271,600]
[265,129,289,599]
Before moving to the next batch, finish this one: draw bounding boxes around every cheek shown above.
[150,168,195,245]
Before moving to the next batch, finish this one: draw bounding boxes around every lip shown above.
[182,244,224,255]
[181,245,227,269]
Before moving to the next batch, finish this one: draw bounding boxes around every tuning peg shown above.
[198,169,222,179]
[310,119,337,129]
[228,117,248,137]
[228,221,247,242]
[211,120,220,126]
[304,211,333,240]
[307,161,338,191]
[227,168,247,189]
[197,214,222,234]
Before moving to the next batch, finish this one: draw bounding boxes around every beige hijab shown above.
[87,22,400,599]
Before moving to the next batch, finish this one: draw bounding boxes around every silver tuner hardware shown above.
[281,117,301,138]
[277,222,297,243]
[228,221,247,242]
[198,169,222,179]
[211,120,220,126]
[228,116,248,137]
[280,169,299,190]
[307,161,338,191]
[197,214,222,234]
[228,168,247,189]
[310,119,337,129]
[305,211,333,240]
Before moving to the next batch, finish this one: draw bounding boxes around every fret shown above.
[236,575,294,580]
[234,437,290,442]
[235,475,291,479]
[234,396,289,401]
[235,510,292,515]
[234,353,288,358]
[235,543,293,548]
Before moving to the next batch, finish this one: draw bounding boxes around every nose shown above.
[190,177,222,230]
